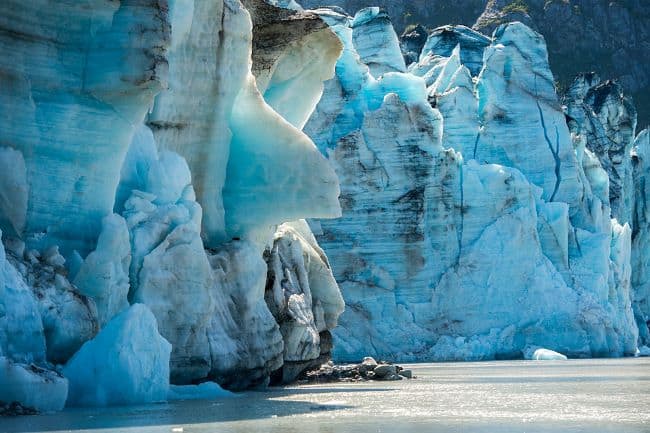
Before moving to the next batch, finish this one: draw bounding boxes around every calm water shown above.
[2,358,648,433]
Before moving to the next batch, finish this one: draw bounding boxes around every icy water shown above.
[2,358,648,433]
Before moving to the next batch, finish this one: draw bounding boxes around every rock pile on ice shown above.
[300,357,412,383]
[302,7,644,362]
[0,0,344,411]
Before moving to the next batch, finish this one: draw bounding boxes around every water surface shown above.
[2,358,648,433]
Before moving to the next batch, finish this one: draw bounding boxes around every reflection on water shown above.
[1,358,648,433]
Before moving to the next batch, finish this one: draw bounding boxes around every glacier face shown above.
[0,0,647,413]
[632,129,650,345]
[303,7,641,362]
[0,0,169,259]
[0,0,343,410]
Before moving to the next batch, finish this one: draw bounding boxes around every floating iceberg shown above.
[524,347,568,361]
[168,382,232,401]
[63,304,171,407]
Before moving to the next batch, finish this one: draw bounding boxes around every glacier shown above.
[0,0,344,411]
[302,7,644,362]
[0,0,648,414]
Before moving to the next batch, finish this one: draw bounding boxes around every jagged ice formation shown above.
[0,0,344,411]
[303,7,643,362]
[0,0,648,414]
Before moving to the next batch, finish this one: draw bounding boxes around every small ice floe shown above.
[523,347,568,360]
[168,382,232,401]
[637,346,650,357]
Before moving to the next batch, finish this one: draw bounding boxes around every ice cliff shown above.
[302,7,644,362]
[0,0,648,414]
[0,0,343,411]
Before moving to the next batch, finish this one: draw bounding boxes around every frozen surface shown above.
[2,359,648,433]
[73,214,131,327]
[419,25,490,77]
[265,220,345,382]
[0,235,46,364]
[7,248,98,365]
[148,0,340,246]
[565,74,637,225]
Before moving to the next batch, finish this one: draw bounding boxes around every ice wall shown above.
[304,8,639,361]
[0,0,169,258]
[0,0,343,411]
[632,128,650,345]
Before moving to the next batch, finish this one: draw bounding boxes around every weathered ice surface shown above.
[565,74,638,225]
[73,214,131,328]
[303,12,639,361]
[417,25,490,76]
[632,128,650,345]
[0,0,170,258]
[0,0,343,409]
[350,8,406,77]
[0,357,68,413]
[399,24,428,66]
[148,0,340,246]
[264,220,344,383]
[125,0,342,390]
[298,0,650,130]
[246,0,342,130]
[7,247,98,365]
